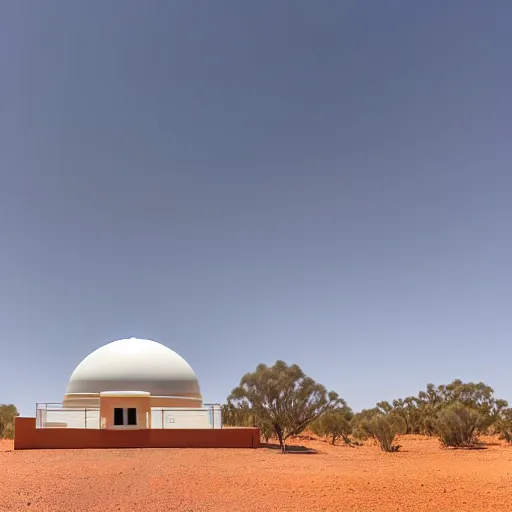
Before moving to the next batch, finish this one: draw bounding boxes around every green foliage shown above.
[2,423,14,439]
[492,408,512,444]
[331,379,507,451]
[228,360,342,452]
[221,403,254,427]
[0,404,19,439]
[435,402,485,448]
[368,414,402,452]
[373,380,508,438]
[221,402,274,442]
[350,408,403,452]
[309,404,354,445]
[350,408,382,440]
[223,372,509,452]
[259,422,275,443]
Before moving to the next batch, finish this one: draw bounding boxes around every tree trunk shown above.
[278,433,286,453]
[275,425,286,453]
[331,435,336,445]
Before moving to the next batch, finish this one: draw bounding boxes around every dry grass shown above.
[1,435,511,511]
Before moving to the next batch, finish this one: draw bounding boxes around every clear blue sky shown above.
[1,2,511,417]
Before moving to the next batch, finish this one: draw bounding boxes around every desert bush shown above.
[309,406,353,445]
[222,403,274,442]
[223,373,510,453]
[259,422,274,443]
[493,408,512,443]
[2,422,14,439]
[435,402,485,448]
[0,404,18,439]
[368,414,402,452]
[377,381,508,438]
[221,403,254,427]
[350,408,382,440]
[496,424,512,443]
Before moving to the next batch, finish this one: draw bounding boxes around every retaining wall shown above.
[14,417,260,450]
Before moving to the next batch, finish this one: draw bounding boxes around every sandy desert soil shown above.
[1,435,511,512]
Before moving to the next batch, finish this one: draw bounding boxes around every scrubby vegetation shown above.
[0,404,18,439]
[309,406,354,446]
[368,414,402,452]
[4,365,512,454]
[434,403,484,448]
[223,362,512,452]
[493,408,512,443]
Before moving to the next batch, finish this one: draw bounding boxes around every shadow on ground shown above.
[262,443,320,454]
[442,443,488,450]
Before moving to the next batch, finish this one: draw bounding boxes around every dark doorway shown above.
[127,408,137,425]
[114,408,124,426]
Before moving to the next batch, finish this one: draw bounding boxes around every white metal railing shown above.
[35,402,222,429]
[36,403,100,429]
[151,405,222,429]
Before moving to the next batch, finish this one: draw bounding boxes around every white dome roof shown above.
[65,338,201,398]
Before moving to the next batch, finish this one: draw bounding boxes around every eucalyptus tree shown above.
[228,361,342,452]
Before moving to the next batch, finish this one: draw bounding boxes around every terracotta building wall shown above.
[99,395,151,429]
[14,417,260,450]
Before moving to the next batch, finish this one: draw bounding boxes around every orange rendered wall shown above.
[14,417,260,450]
[100,395,151,429]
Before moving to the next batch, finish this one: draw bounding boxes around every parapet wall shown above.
[14,417,260,450]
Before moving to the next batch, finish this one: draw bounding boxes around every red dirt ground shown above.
[1,435,511,512]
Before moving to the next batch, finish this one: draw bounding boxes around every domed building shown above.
[63,337,203,409]
[16,336,260,450]
[39,338,220,430]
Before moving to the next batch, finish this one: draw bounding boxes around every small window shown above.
[127,408,137,425]
[114,408,124,426]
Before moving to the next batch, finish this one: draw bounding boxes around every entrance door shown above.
[127,407,137,425]
[113,407,138,427]
[114,407,124,426]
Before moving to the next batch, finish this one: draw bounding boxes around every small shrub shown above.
[435,403,484,448]
[493,408,512,444]
[368,415,402,452]
[498,429,512,443]
[351,421,372,441]
[2,422,14,440]
[310,408,353,445]
[0,404,19,438]
[350,408,381,441]
[260,423,274,443]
